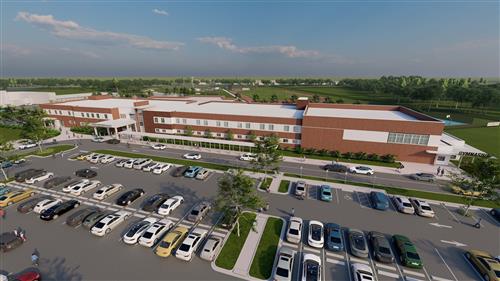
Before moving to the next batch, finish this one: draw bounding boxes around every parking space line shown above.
[40,191,50,195]
[326,258,345,266]
[349,256,370,265]
[325,251,344,259]
[375,263,396,271]
[378,270,399,278]
[83,202,94,206]
[335,188,340,204]
[403,269,426,278]
[423,267,433,281]
[440,203,460,223]
[134,213,146,218]
[108,208,119,212]
[302,246,321,254]
[178,223,191,228]
[211,231,226,238]
[282,241,299,249]
[432,276,454,281]
[434,248,458,281]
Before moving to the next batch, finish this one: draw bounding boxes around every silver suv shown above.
[295,181,306,197]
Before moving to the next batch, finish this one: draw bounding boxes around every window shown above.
[282,139,289,143]
[237,135,242,139]
[268,124,274,130]
[176,118,180,124]
[284,125,290,132]
[387,133,430,146]
[104,114,108,119]
[67,111,71,116]
[224,121,229,127]
[259,124,265,130]
[154,117,159,124]
[246,123,251,129]
[160,117,165,123]
[204,120,209,126]
[437,156,446,161]
[196,120,201,125]
[182,119,187,124]
[216,121,221,127]
[177,130,182,133]
[293,126,300,133]
[96,113,100,119]
[217,133,222,137]
[237,123,243,128]
[155,128,161,133]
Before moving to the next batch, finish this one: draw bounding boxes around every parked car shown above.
[152,143,166,150]
[91,211,131,237]
[323,164,348,173]
[0,186,11,196]
[106,138,120,144]
[393,196,415,214]
[153,163,172,174]
[272,247,295,281]
[75,153,90,161]
[351,263,374,281]
[172,166,189,177]
[43,176,71,189]
[15,169,43,182]
[183,153,201,160]
[187,201,211,222]
[349,166,374,175]
[75,168,97,178]
[115,159,128,168]
[82,210,109,229]
[142,162,160,172]
[369,191,390,211]
[0,190,35,207]
[0,160,12,169]
[116,188,145,206]
[392,234,423,268]
[368,231,394,263]
[66,207,100,227]
[451,183,485,197]
[155,226,189,257]
[286,217,303,244]
[123,159,137,169]
[195,169,210,180]
[490,208,500,222]
[40,200,80,221]
[25,171,54,184]
[158,195,184,215]
[308,221,324,248]
[63,179,89,193]
[0,231,24,252]
[69,180,101,196]
[142,193,170,212]
[295,181,307,197]
[320,185,333,202]
[239,153,257,161]
[348,229,368,258]
[409,173,435,182]
[91,136,105,143]
[184,166,202,178]
[33,198,62,214]
[123,217,158,245]
[133,159,152,170]
[200,236,223,261]
[410,198,435,218]
[465,249,500,281]
[325,223,344,251]
[175,228,208,261]
[139,219,174,247]
[89,154,105,164]
[100,155,115,164]
[17,196,51,214]
[301,253,322,281]
[18,140,37,150]
[92,184,123,200]
[9,268,41,281]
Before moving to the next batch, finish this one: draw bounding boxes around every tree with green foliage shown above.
[252,94,260,102]
[290,95,298,103]
[214,170,264,236]
[270,94,278,103]
[184,126,193,137]
[226,130,234,140]
[0,139,13,180]
[247,131,257,142]
[312,94,320,103]
[204,129,213,139]
[22,110,53,152]
[252,134,282,178]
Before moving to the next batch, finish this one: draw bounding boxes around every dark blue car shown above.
[325,223,344,251]
[369,191,389,210]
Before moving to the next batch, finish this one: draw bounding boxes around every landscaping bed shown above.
[258,178,273,190]
[278,180,290,193]
[16,144,75,158]
[249,217,283,279]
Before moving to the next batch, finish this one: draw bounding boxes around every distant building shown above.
[0,90,92,107]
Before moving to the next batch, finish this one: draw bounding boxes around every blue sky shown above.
[1,0,499,77]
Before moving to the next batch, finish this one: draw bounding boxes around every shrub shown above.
[381,154,396,163]
[354,152,367,160]
[305,148,316,155]
[367,153,380,161]
[342,152,353,159]
[329,150,341,158]
[70,126,94,135]
[318,149,328,156]
[294,146,303,154]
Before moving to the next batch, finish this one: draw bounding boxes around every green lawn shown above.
[16,144,76,158]
[240,87,307,101]
[215,213,257,270]
[445,126,500,157]
[280,150,400,168]
[0,127,23,142]
[259,178,273,190]
[249,217,283,279]
[278,180,290,193]
[10,87,94,95]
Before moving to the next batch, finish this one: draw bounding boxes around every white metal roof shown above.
[305,107,417,121]
[90,118,136,128]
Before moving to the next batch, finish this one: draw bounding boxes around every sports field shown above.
[445,126,500,157]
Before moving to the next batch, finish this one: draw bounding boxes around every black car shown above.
[141,193,169,212]
[490,208,500,222]
[40,200,80,221]
[14,169,44,182]
[43,176,71,189]
[66,207,100,227]
[0,232,24,252]
[17,196,51,214]
[323,164,348,173]
[75,168,97,178]
[82,211,109,229]
[116,188,145,206]
[106,139,120,144]
[172,166,189,177]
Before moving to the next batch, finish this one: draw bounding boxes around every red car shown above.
[14,270,41,281]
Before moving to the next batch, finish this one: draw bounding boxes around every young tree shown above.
[204,129,213,139]
[23,112,53,152]
[312,94,320,103]
[184,126,193,137]
[252,94,260,102]
[252,134,282,178]
[270,94,278,103]
[0,140,13,180]
[226,130,234,141]
[214,170,265,236]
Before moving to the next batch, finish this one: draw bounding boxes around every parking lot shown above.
[2,149,499,281]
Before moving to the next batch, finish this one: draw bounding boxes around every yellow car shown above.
[450,184,484,197]
[75,154,90,161]
[0,189,35,207]
[465,249,500,281]
[155,226,189,257]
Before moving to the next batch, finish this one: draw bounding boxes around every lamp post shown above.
[325,169,328,181]
[300,166,303,178]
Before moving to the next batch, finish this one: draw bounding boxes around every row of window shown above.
[152,116,301,133]
[387,132,430,146]
[46,109,108,120]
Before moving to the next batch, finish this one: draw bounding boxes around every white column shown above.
[93,127,98,136]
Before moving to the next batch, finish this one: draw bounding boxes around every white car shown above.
[195,169,210,180]
[308,220,324,248]
[91,136,105,143]
[410,198,435,218]
[100,155,115,164]
[89,154,105,164]
[84,153,96,161]
[152,163,172,174]
[158,195,184,216]
[138,219,174,247]
[349,166,374,175]
[393,196,415,214]
[69,180,101,196]
[183,153,201,160]
[142,162,160,172]
[200,236,223,261]
[33,199,62,214]
[286,216,303,244]
[91,210,131,237]
[115,159,128,168]
[123,159,137,169]
[133,159,152,170]
[302,253,322,281]
[122,217,158,245]
[239,153,257,161]
[25,171,54,184]
[63,179,89,193]
[152,144,167,150]
[93,184,123,200]
[18,141,37,150]
[175,228,208,261]
[352,263,374,281]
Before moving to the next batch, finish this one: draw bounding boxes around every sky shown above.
[1,0,499,77]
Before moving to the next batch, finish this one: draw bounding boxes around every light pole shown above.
[300,166,303,178]
[325,169,328,181]
[344,171,347,184]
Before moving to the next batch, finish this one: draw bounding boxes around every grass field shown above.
[240,87,308,101]
[259,178,273,190]
[249,217,283,279]
[278,180,290,193]
[0,127,23,142]
[445,126,500,157]
[10,87,94,95]
[215,212,257,270]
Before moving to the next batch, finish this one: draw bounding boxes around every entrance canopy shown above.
[120,131,255,148]
[89,118,136,128]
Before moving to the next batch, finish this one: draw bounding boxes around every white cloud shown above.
[16,11,183,50]
[197,36,321,58]
[152,9,168,16]
[59,47,100,59]
[1,44,32,56]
